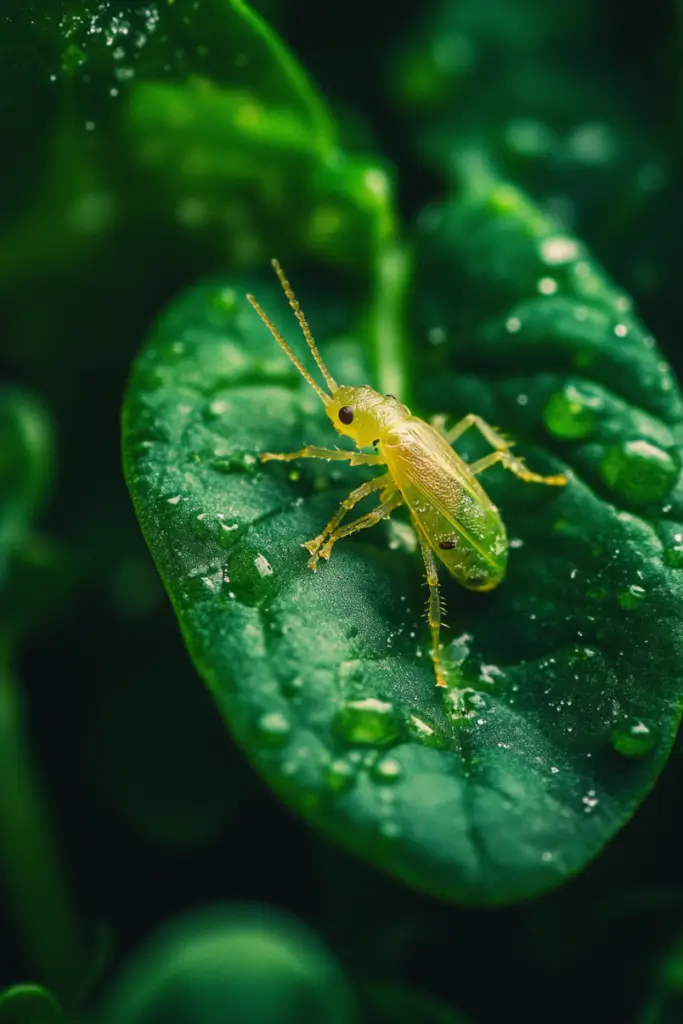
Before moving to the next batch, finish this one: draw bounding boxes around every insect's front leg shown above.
[303,473,391,570]
[415,524,448,688]
[317,492,403,564]
[260,446,383,467]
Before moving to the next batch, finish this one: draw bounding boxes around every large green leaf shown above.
[123,174,683,904]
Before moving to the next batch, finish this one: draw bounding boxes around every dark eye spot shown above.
[438,538,457,550]
[338,406,354,425]
[372,439,379,448]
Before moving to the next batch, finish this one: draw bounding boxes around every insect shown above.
[246,260,567,689]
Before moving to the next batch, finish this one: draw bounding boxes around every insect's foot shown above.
[303,536,325,571]
[319,541,334,561]
[303,536,323,556]
[543,473,568,487]
[260,452,278,463]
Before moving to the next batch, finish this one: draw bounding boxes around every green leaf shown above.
[124,171,683,904]
[0,985,65,1024]
[100,903,356,1024]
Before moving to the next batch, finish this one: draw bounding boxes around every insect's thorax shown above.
[382,419,508,591]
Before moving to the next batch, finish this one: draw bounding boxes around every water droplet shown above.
[537,276,558,295]
[407,714,445,748]
[428,326,447,346]
[254,553,273,578]
[167,495,182,505]
[505,316,522,333]
[581,790,599,813]
[612,718,658,757]
[541,236,579,266]
[212,287,238,314]
[666,544,683,568]
[543,382,601,439]
[334,698,401,746]
[386,520,418,553]
[504,117,553,158]
[255,711,290,747]
[618,584,646,611]
[614,323,628,338]
[371,757,402,784]
[600,440,677,504]
[324,758,356,792]
[280,674,304,700]
[379,820,401,839]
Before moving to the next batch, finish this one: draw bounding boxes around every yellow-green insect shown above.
[247,260,567,688]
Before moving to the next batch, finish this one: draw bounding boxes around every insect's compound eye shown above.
[438,538,457,550]
[338,406,354,425]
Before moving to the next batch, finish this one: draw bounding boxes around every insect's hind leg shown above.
[415,523,448,688]
[317,491,403,563]
[469,450,566,486]
[304,473,391,570]
[439,413,566,486]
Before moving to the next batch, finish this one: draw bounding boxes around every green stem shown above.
[370,241,412,404]
[231,0,338,154]
[0,634,83,1003]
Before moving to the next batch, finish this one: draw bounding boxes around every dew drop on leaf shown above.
[371,756,402,784]
[540,236,579,266]
[543,383,601,439]
[334,698,402,746]
[255,711,291,747]
[324,759,356,793]
[599,440,678,504]
[618,584,647,611]
[612,718,659,757]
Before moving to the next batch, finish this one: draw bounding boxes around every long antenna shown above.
[245,293,330,404]
[271,259,338,393]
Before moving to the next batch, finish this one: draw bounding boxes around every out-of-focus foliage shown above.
[100,904,356,1024]
[0,984,65,1024]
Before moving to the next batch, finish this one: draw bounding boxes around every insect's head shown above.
[326,385,408,446]
[246,260,410,448]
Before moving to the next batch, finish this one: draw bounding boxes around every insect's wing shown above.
[384,421,507,587]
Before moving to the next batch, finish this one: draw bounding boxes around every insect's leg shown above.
[304,473,391,570]
[441,412,514,448]
[469,450,566,486]
[445,414,566,486]
[317,492,403,562]
[430,414,448,437]
[415,524,448,689]
[261,446,384,466]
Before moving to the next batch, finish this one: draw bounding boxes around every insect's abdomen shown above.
[382,419,508,591]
